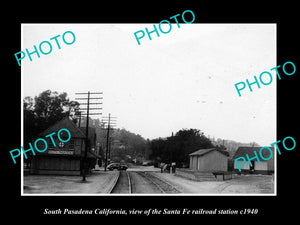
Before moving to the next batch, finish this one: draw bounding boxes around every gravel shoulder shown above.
[153,172,275,194]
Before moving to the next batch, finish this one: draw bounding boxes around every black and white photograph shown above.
[21,23,276,195]
[4,4,298,220]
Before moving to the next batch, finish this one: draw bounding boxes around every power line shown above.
[75,91,103,182]
[103,113,117,171]
[79,102,102,105]
[75,97,103,100]
[79,108,103,110]
[80,113,102,116]
[76,92,103,95]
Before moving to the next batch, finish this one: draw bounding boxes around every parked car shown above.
[107,163,119,170]
[107,163,128,171]
[142,160,153,166]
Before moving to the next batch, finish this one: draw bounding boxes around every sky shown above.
[22,23,276,146]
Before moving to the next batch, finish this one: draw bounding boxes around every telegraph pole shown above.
[75,92,102,181]
[170,132,173,174]
[102,114,117,171]
[104,113,110,172]
[108,137,112,160]
[78,111,81,128]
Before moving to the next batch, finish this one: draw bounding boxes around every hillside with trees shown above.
[149,129,214,167]
[78,117,150,163]
[24,90,259,166]
[209,137,260,158]
[23,90,150,164]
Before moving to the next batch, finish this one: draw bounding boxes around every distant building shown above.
[29,117,100,175]
[175,148,230,181]
[233,146,274,174]
[189,148,229,172]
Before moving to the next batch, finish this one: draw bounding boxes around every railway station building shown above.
[189,148,229,171]
[29,117,100,175]
[176,148,230,181]
[233,146,274,174]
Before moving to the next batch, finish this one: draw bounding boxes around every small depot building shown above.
[29,117,99,175]
[233,146,274,174]
[175,148,231,181]
[189,148,229,171]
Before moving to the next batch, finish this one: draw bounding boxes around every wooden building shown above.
[189,148,229,172]
[233,146,274,174]
[29,117,99,175]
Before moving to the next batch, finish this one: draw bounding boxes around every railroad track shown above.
[110,171,132,194]
[110,171,181,194]
[136,171,181,194]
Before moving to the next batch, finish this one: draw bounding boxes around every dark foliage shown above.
[23,90,79,144]
[149,129,214,165]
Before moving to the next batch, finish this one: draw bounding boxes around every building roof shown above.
[38,117,86,138]
[233,146,274,160]
[189,148,229,157]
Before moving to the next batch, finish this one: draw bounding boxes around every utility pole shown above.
[78,111,81,128]
[170,132,173,174]
[108,137,112,160]
[75,92,102,181]
[102,114,117,171]
[105,113,110,172]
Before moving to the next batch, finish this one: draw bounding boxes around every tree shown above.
[110,128,147,163]
[149,128,214,165]
[33,90,79,131]
[23,90,80,143]
[23,96,37,145]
